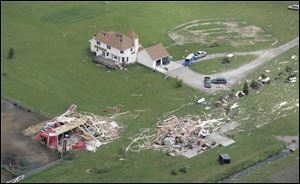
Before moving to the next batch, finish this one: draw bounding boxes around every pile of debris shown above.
[28,104,123,152]
[126,116,237,158]
[94,55,123,69]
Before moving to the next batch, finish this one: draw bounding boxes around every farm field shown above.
[189,55,257,74]
[1,1,299,183]
[21,45,299,183]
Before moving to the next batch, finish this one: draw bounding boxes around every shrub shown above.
[63,150,76,160]
[222,57,230,64]
[175,77,183,88]
[285,66,293,73]
[288,73,296,78]
[170,169,178,175]
[179,166,188,173]
[242,82,249,95]
[250,80,260,90]
[261,74,267,79]
[92,164,111,174]
[8,48,15,59]
[277,71,284,76]
[209,42,219,48]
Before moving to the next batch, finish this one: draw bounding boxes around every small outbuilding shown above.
[137,43,170,70]
[218,153,231,165]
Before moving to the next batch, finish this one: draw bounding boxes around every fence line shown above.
[6,159,63,183]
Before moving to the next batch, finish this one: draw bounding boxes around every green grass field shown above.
[189,55,257,74]
[1,1,299,182]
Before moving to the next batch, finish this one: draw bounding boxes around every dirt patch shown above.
[168,19,275,47]
[1,99,58,181]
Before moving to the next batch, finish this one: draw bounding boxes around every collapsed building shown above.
[126,116,238,158]
[33,104,122,152]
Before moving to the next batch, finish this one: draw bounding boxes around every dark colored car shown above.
[204,77,212,88]
[211,77,227,84]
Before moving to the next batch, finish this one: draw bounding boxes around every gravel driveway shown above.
[166,37,299,93]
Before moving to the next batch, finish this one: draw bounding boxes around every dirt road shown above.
[167,37,299,93]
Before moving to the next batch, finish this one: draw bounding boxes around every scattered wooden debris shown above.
[27,104,124,153]
[126,116,237,158]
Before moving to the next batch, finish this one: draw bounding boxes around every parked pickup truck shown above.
[194,51,207,60]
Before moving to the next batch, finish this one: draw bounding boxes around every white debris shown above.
[277,67,281,70]
[265,70,270,73]
[235,91,245,97]
[227,53,234,58]
[205,107,211,110]
[279,61,289,65]
[296,103,299,107]
[271,41,278,46]
[197,98,206,104]
[198,129,209,137]
[261,77,270,84]
[291,55,297,60]
[288,77,297,83]
[230,103,239,110]
[276,101,288,109]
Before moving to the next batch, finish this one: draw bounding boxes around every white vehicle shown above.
[194,51,207,59]
[288,4,299,10]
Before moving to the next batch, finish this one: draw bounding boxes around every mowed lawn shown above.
[1,1,299,183]
[189,55,257,74]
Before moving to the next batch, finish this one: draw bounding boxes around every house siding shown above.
[90,37,139,64]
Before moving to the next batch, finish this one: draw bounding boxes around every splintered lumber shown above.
[33,104,123,152]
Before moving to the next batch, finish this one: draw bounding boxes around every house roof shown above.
[95,31,134,51]
[145,43,170,61]
[127,30,138,39]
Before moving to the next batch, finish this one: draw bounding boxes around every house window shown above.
[114,55,117,60]
[107,45,111,49]
[126,57,129,62]
[120,50,124,54]
[106,52,109,56]
[130,48,133,51]
[96,41,101,45]
[96,48,99,52]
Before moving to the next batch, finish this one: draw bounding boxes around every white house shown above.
[137,43,170,70]
[89,30,139,64]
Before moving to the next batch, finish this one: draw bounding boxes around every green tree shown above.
[286,66,293,73]
[170,169,178,175]
[8,48,15,59]
[243,82,249,95]
[250,80,260,90]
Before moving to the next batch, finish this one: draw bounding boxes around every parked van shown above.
[184,53,195,66]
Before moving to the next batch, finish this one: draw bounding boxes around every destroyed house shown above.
[34,104,121,152]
